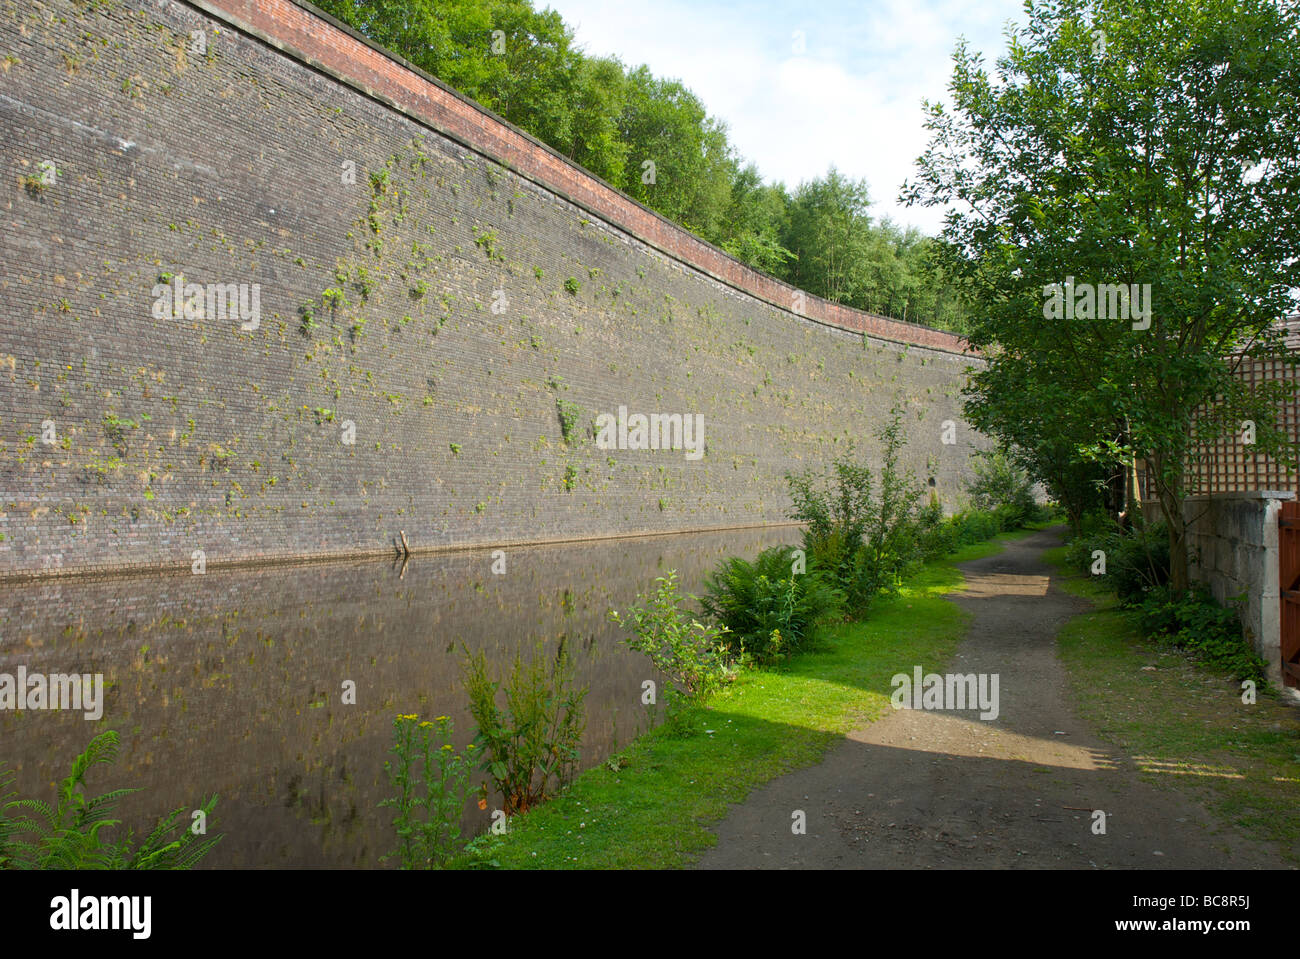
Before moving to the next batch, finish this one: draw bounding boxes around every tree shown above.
[564,56,629,184]
[617,66,734,237]
[784,167,874,304]
[904,0,1300,591]
[717,164,795,274]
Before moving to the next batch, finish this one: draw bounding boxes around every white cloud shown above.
[543,0,1027,234]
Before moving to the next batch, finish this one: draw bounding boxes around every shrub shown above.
[378,714,475,869]
[914,497,957,559]
[462,639,587,814]
[1138,586,1266,681]
[0,730,221,870]
[992,502,1022,531]
[786,405,923,613]
[967,449,1038,526]
[953,509,1001,544]
[611,570,735,707]
[914,500,1022,561]
[699,546,845,664]
[1066,515,1170,604]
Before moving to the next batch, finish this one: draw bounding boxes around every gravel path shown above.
[696,527,1286,869]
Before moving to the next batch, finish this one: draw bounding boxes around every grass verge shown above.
[469,536,1017,869]
[1044,546,1300,860]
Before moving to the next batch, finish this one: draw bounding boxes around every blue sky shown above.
[543,0,1029,234]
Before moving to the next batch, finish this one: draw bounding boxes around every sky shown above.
[543,0,1029,235]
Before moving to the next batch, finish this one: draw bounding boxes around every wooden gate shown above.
[1280,501,1300,687]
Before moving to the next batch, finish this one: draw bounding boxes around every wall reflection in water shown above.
[0,526,797,867]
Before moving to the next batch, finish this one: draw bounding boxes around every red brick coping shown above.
[191,0,973,356]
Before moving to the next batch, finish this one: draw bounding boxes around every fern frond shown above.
[76,788,137,829]
[6,798,57,828]
[2,731,220,871]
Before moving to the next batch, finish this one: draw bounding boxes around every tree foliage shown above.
[905,0,1300,588]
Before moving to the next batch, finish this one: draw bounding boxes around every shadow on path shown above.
[695,526,1287,869]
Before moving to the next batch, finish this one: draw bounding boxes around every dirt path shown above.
[696,527,1286,869]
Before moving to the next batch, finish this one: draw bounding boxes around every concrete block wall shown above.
[1184,492,1293,688]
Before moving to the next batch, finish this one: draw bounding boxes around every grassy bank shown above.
[1043,546,1300,860]
[470,530,1035,869]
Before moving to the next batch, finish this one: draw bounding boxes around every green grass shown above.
[1041,544,1115,603]
[468,537,1012,869]
[1044,545,1300,860]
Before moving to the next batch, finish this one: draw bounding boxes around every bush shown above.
[913,499,1012,561]
[699,546,845,664]
[0,730,221,870]
[1065,515,1170,604]
[954,509,1002,543]
[967,450,1038,526]
[1138,586,1266,681]
[612,570,736,707]
[379,714,475,869]
[786,406,923,613]
[913,496,956,558]
[462,639,587,814]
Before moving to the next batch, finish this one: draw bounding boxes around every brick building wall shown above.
[0,0,987,578]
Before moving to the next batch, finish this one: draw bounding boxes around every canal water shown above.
[0,525,798,867]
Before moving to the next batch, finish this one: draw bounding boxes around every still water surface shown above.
[0,526,797,867]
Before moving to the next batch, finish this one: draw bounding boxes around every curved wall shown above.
[0,0,985,577]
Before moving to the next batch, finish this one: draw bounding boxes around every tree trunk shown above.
[1165,510,1190,594]
[1126,455,1141,520]
[1065,501,1082,536]
[1151,457,1190,594]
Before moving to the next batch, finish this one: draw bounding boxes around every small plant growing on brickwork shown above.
[299,301,316,335]
[102,412,146,456]
[556,398,582,444]
[321,287,347,313]
[473,228,500,260]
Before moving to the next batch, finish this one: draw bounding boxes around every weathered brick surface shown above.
[0,0,987,578]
